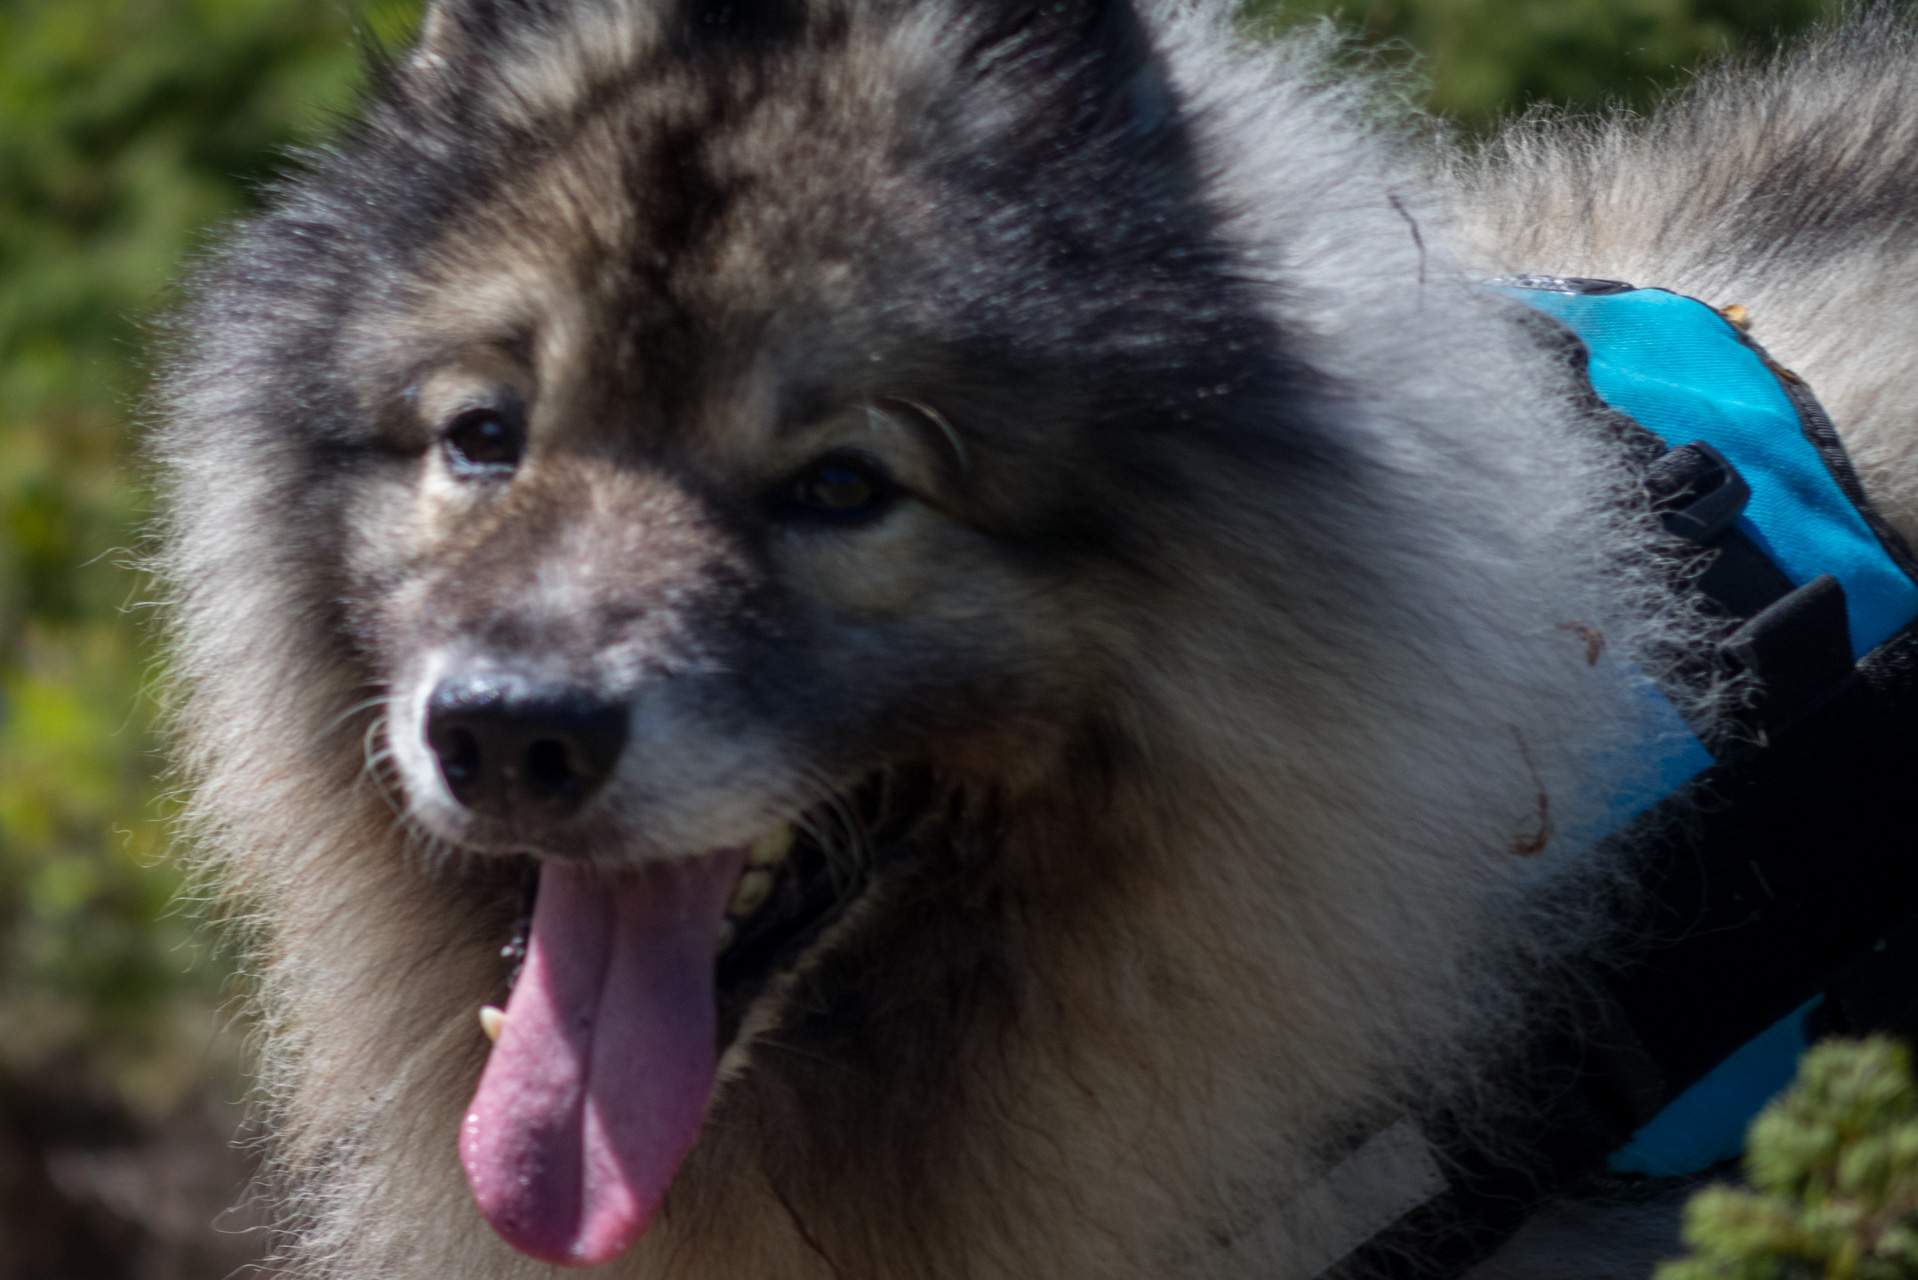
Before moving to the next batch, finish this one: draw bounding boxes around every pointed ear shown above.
[414,0,460,62]
[406,0,535,75]
[407,0,486,73]
[396,0,671,121]
[957,0,1177,144]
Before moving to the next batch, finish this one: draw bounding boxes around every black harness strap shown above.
[1611,623,1918,1091]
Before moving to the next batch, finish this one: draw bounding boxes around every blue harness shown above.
[1510,284,1918,657]
[1505,280,1918,1177]
[1348,279,1918,1280]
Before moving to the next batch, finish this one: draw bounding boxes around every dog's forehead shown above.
[387,17,951,412]
[432,87,895,287]
[348,0,1246,469]
[407,0,902,133]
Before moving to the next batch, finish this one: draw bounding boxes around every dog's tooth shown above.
[748,823,796,867]
[728,868,776,918]
[479,1005,506,1044]
[716,918,736,954]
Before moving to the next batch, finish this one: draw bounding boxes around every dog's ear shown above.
[409,0,552,68]
[414,0,460,64]
[411,0,806,67]
[954,0,1178,147]
[401,0,806,98]
[398,0,665,111]
[403,0,505,82]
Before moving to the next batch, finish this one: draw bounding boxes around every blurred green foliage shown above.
[0,0,420,1112]
[1661,1038,1918,1280]
[0,0,1848,1119]
[1248,0,1838,127]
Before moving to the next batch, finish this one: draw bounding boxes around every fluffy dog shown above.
[154,1,1918,1276]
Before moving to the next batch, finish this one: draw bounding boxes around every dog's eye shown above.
[442,408,525,474]
[785,452,895,523]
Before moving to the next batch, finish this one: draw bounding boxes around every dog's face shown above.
[344,0,1262,865]
[366,252,1074,867]
[260,0,1319,1265]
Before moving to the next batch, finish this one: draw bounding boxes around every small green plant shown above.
[1661,1037,1918,1280]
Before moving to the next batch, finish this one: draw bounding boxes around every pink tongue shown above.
[462,852,745,1267]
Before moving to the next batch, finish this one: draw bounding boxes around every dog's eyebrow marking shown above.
[873,399,970,478]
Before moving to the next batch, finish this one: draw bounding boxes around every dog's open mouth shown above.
[460,771,930,1267]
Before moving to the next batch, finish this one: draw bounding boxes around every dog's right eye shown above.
[442,408,525,474]
[782,451,897,525]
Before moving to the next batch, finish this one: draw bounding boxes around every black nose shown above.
[423,673,627,819]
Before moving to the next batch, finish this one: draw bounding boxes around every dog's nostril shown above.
[423,673,628,819]
[523,739,576,796]
[440,727,484,800]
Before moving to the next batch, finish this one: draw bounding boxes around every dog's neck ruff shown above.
[1305,279,1918,1280]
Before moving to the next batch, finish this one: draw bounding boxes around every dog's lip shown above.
[714,820,882,1047]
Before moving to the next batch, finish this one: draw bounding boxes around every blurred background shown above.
[0,0,1837,1275]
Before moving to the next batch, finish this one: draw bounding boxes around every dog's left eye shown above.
[784,452,896,523]
[442,407,525,474]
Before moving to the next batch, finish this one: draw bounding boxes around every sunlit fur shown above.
[154,3,1918,1277]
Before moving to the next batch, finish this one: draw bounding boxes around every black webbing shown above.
[1606,623,1918,1095]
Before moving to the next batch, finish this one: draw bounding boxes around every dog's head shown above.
[357,0,1318,846]
[166,0,1374,1269]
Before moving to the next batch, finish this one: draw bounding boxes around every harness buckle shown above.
[1719,573,1855,736]
[1647,441,1751,543]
